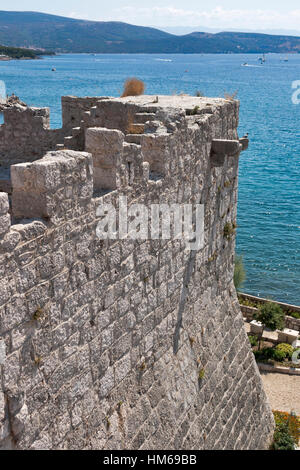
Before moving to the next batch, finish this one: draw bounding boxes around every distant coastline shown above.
[56,51,298,55]
[0,55,43,61]
[0,44,55,61]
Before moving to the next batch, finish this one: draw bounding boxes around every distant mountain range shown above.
[158,25,300,37]
[0,11,300,54]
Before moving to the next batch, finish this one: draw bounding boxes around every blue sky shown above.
[2,1,300,31]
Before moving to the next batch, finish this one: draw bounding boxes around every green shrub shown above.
[190,105,200,115]
[275,343,294,360]
[273,411,300,445]
[254,347,275,362]
[272,349,286,362]
[254,344,295,363]
[234,255,246,290]
[248,335,258,347]
[254,302,285,332]
[238,295,257,308]
[253,351,262,362]
[272,419,296,450]
[289,311,300,320]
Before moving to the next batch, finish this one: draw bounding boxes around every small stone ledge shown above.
[211,139,241,156]
[210,139,244,167]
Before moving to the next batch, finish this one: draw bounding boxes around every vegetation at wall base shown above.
[255,302,285,332]
[238,295,300,320]
[234,255,246,290]
[271,411,300,450]
[287,310,300,320]
[248,334,258,347]
[275,343,294,360]
[251,341,298,366]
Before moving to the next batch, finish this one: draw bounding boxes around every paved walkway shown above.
[260,372,300,415]
[244,321,300,415]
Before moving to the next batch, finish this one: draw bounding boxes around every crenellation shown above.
[86,127,124,192]
[11,150,93,221]
[0,105,64,168]
[61,96,109,132]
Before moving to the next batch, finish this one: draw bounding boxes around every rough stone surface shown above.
[0,95,274,450]
[0,96,107,167]
[85,127,124,191]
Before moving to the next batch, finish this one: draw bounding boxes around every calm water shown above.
[0,53,299,304]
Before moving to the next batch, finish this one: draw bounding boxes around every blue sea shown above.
[0,53,299,304]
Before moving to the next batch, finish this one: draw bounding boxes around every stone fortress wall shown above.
[0,94,275,450]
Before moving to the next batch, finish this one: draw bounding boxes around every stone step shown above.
[71,127,81,136]
[142,106,158,113]
[134,113,156,124]
[127,123,144,134]
[125,134,142,144]
[63,135,77,150]
[90,106,99,119]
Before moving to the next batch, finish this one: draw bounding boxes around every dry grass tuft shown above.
[224,90,238,101]
[121,78,145,97]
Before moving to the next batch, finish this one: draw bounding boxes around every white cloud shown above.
[102,6,300,30]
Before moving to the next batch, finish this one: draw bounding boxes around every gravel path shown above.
[261,372,300,415]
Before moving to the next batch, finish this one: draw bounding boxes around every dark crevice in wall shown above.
[173,250,197,355]
[2,393,17,449]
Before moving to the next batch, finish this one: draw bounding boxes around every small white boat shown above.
[280,55,289,62]
[52,67,56,72]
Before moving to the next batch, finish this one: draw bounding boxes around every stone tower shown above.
[0,95,274,449]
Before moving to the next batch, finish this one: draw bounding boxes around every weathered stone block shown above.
[11,150,93,220]
[277,328,299,345]
[85,127,124,190]
[250,320,263,335]
[99,367,114,398]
